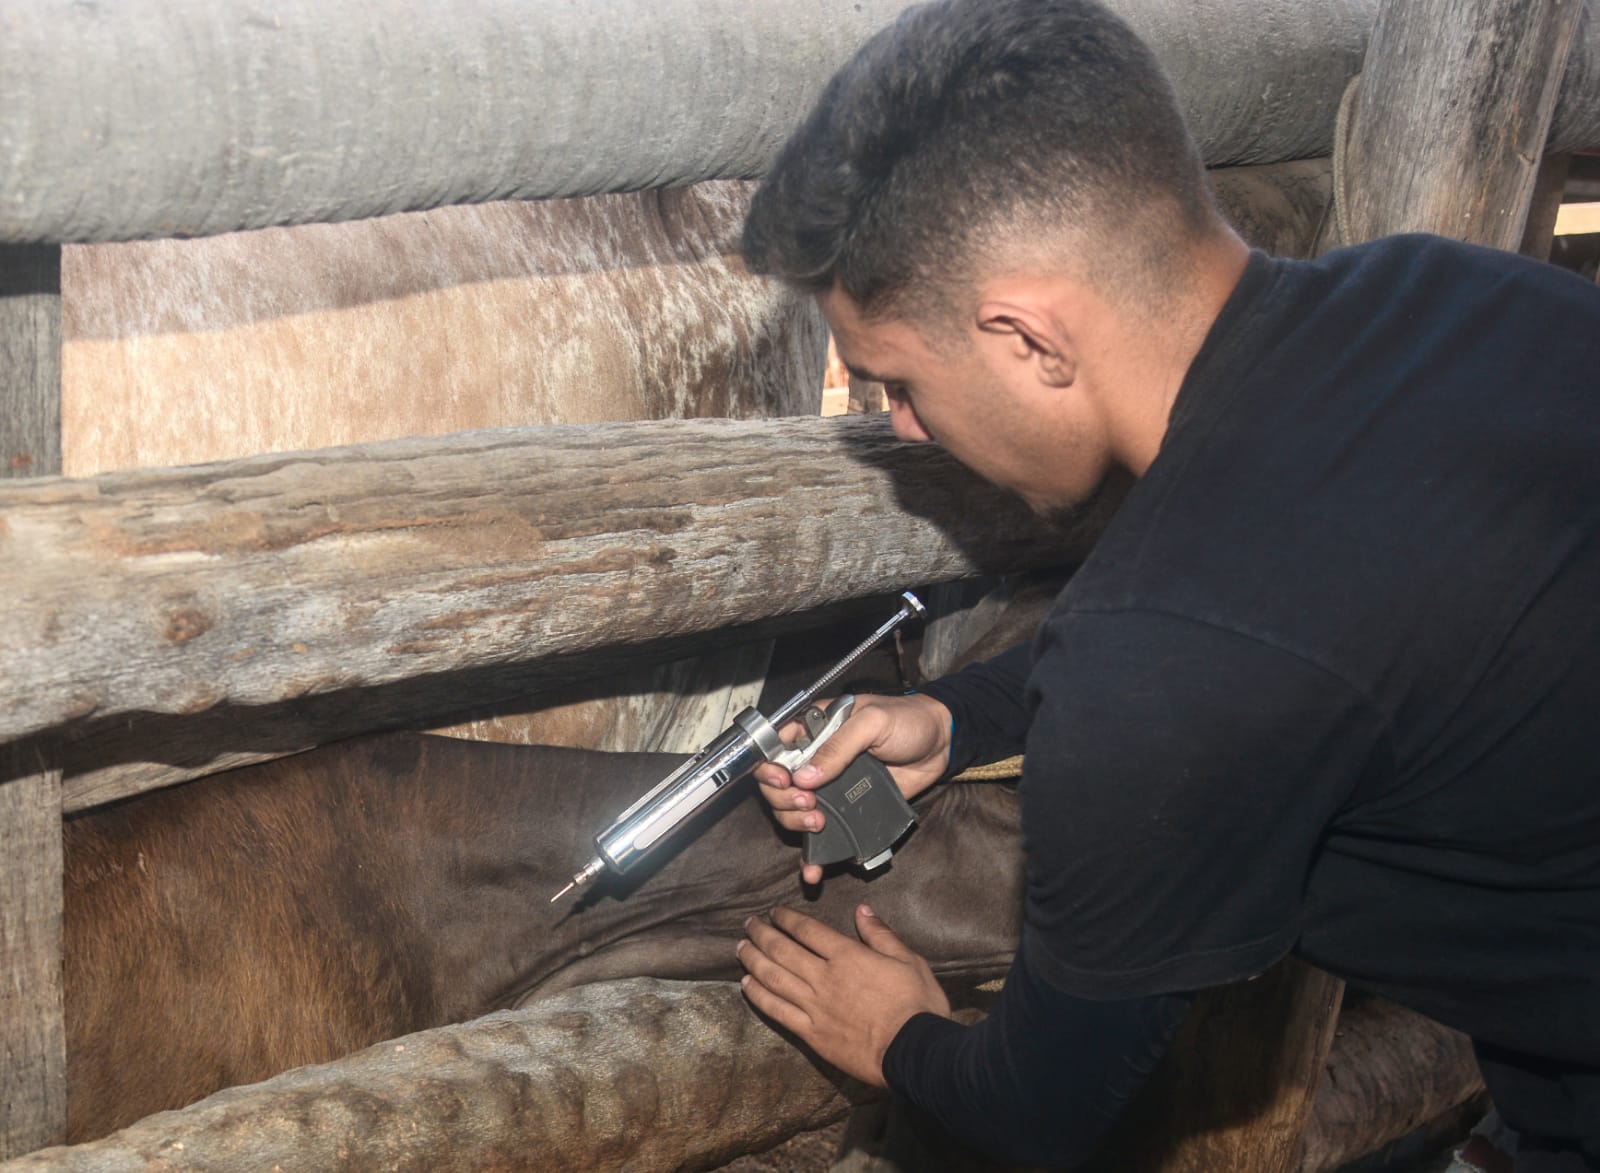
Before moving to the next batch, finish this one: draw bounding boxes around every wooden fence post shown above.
[1326,0,1581,252]
[0,243,67,1157]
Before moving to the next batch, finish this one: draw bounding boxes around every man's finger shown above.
[739,973,814,1039]
[853,903,918,962]
[736,938,817,1007]
[752,762,793,790]
[746,915,829,978]
[757,774,818,815]
[770,905,855,960]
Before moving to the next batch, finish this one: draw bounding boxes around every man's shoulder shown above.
[1305,232,1599,312]
[1063,232,1600,689]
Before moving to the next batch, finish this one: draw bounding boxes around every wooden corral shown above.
[3,0,1599,1167]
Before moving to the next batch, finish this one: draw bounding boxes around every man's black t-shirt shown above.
[905,235,1600,1157]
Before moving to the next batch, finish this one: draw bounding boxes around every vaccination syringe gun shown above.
[551,591,927,904]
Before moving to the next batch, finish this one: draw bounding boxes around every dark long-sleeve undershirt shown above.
[918,642,1034,778]
[897,647,1196,1166]
[882,936,1192,1168]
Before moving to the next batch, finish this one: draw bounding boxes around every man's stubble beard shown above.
[1031,466,1135,543]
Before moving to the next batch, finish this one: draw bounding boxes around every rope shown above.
[1326,71,1363,251]
[950,754,1024,783]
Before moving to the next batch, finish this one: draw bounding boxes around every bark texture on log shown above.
[4,977,1481,1171]
[0,415,1097,803]
[1,979,857,1173]
[1330,0,1583,251]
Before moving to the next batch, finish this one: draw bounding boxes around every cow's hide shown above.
[61,183,824,473]
[64,731,1024,1143]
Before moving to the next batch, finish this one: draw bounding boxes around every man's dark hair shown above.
[742,0,1219,322]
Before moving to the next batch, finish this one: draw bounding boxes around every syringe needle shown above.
[551,856,605,904]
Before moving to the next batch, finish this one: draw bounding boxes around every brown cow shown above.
[64,727,1027,1143]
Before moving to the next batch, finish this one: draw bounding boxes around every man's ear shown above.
[975,299,1076,387]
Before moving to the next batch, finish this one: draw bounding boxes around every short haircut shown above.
[742,0,1219,322]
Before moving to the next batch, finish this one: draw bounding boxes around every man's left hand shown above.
[737,903,952,1087]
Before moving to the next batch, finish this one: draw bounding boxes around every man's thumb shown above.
[794,707,880,788]
[855,904,913,959]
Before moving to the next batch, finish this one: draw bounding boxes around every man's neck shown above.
[1095,230,1251,476]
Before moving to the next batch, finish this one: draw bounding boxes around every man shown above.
[732,0,1600,1169]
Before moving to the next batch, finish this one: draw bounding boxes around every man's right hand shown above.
[754,692,954,884]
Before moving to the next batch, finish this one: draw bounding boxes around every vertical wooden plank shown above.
[0,241,67,1158]
[1519,153,1572,261]
[0,749,66,1159]
[0,244,62,479]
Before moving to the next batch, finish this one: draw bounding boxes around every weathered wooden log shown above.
[1,979,858,1173]
[0,245,60,479]
[1,975,1484,1173]
[1328,0,1584,250]
[0,244,67,1158]
[0,0,1384,243]
[10,0,1600,246]
[1520,154,1574,260]
[0,414,1099,804]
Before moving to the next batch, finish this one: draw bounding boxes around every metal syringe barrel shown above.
[592,707,783,875]
[551,591,926,903]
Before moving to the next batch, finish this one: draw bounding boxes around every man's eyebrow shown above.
[844,363,892,385]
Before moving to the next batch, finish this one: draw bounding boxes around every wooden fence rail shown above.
[6,0,1600,245]
[0,414,1101,805]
